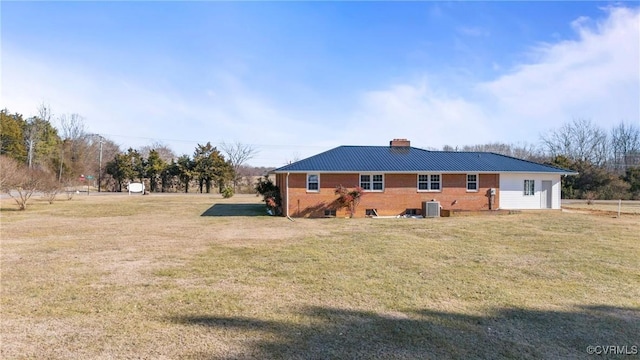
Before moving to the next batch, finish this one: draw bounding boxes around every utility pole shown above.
[98,135,104,192]
[91,134,105,192]
[98,136,104,192]
[27,139,34,169]
[59,143,64,182]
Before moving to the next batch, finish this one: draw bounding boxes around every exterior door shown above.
[541,181,552,209]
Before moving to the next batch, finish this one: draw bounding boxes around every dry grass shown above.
[1,194,639,359]
[562,200,640,215]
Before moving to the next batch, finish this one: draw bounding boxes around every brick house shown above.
[271,139,576,218]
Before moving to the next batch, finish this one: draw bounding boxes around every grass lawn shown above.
[1,194,639,359]
[562,200,640,215]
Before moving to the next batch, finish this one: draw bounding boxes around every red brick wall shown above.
[285,173,360,217]
[276,173,287,215]
[279,173,500,218]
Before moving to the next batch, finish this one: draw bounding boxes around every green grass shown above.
[1,194,639,359]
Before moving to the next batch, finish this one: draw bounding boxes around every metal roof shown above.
[272,146,576,174]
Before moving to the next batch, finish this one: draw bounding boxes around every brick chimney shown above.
[390,138,410,147]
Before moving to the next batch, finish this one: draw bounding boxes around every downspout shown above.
[286,172,294,221]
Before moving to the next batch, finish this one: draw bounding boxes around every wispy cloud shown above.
[457,26,490,37]
[342,80,491,149]
[480,6,639,133]
[2,5,638,167]
[343,6,639,150]
[2,46,326,165]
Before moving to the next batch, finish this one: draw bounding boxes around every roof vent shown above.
[390,139,410,147]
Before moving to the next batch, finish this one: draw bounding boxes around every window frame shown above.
[466,174,479,192]
[306,173,320,192]
[365,209,378,216]
[417,173,442,192]
[324,209,336,217]
[524,179,535,196]
[360,173,384,192]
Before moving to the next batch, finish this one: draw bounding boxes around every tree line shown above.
[441,119,640,200]
[104,141,261,194]
[1,106,121,185]
[106,143,232,194]
[1,104,639,210]
[542,119,640,200]
[0,105,259,209]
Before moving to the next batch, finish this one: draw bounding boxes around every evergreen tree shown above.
[176,155,194,193]
[0,109,28,162]
[105,153,134,192]
[145,149,166,192]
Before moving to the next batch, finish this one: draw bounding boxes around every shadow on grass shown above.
[0,207,23,212]
[201,203,267,217]
[170,305,639,359]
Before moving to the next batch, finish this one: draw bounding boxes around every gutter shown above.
[285,172,294,221]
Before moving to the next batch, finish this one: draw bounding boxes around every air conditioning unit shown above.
[422,201,440,218]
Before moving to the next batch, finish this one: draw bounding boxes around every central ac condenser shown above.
[422,201,440,218]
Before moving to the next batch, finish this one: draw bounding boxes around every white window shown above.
[524,179,535,196]
[418,174,441,191]
[467,174,478,192]
[307,174,319,192]
[360,174,384,191]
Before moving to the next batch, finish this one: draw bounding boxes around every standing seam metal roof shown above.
[272,146,575,174]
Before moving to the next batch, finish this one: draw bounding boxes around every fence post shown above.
[618,199,621,218]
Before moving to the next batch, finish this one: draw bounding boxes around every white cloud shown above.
[1,46,328,166]
[2,6,638,166]
[345,6,639,150]
[479,6,639,135]
[343,81,492,149]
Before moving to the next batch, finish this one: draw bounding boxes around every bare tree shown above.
[610,121,640,173]
[286,152,301,165]
[25,103,54,169]
[24,117,39,169]
[58,113,86,181]
[59,113,86,141]
[220,141,258,191]
[41,174,62,204]
[0,155,44,210]
[541,118,609,166]
[0,155,20,192]
[93,138,121,191]
[139,141,176,163]
[460,142,542,160]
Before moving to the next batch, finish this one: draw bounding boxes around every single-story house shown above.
[271,139,577,218]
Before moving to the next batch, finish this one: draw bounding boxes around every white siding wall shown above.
[499,173,563,210]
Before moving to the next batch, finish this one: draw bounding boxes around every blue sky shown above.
[2,1,639,167]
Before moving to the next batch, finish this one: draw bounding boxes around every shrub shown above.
[334,185,364,218]
[599,177,631,200]
[221,186,234,198]
[0,156,53,210]
[41,176,63,204]
[255,176,281,215]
